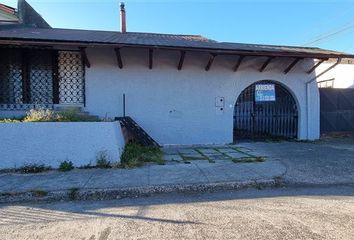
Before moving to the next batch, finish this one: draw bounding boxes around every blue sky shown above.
[3,0,354,53]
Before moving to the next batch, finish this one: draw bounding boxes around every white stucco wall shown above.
[317,61,354,88]
[83,47,320,144]
[0,121,125,169]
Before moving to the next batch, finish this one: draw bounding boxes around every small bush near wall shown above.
[24,109,100,122]
[96,151,112,168]
[120,143,164,168]
[0,109,100,122]
[19,164,52,174]
[59,160,74,172]
[0,119,21,123]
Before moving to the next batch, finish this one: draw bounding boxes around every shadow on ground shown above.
[0,183,353,227]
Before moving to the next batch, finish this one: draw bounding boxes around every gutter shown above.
[305,58,341,139]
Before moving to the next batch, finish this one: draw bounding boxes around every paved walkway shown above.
[0,157,284,194]
[1,137,352,203]
[236,137,354,185]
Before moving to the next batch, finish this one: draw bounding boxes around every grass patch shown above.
[59,160,74,172]
[0,192,20,197]
[179,149,208,161]
[194,149,210,160]
[68,188,79,200]
[232,156,266,163]
[96,151,112,169]
[213,148,232,160]
[0,118,21,123]
[19,164,52,174]
[254,182,265,190]
[120,143,164,168]
[31,189,48,197]
[180,155,207,161]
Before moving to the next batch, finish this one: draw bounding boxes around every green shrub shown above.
[31,189,48,197]
[120,143,164,168]
[59,160,74,172]
[96,151,111,168]
[0,108,100,122]
[0,118,21,123]
[19,164,52,174]
[23,108,59,122]
[22,108,100,122]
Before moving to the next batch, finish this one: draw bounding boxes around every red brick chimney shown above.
[120,2,126,33]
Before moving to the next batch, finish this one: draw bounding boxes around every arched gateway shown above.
[234,80,298,140]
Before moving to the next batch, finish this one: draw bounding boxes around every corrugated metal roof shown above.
[0,26,353,58]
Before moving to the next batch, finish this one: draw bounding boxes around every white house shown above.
[1,0,354,147]
[316,59,354,89]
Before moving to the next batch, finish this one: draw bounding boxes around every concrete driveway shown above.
[236,136,354,185]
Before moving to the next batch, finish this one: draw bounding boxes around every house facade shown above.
[1,1,354,146]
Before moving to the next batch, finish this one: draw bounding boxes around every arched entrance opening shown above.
[234,80,298,141]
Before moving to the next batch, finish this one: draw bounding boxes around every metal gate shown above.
[320,88,354,132]
[234,80,298,140]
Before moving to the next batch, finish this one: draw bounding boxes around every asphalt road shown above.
[0,185,353,240]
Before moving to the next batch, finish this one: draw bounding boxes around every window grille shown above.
[0,47,85,110]
[58,51,85,105]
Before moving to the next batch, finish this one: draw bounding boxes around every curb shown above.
[0,179,283,204]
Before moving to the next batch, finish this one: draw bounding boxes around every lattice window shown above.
[58,51,84,105]
[0,48,85,110]
[0,48,23,107]
[28,50,54,104]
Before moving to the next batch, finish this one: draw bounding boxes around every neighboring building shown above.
[0,0,49,27]
[1,0,354,145]
[317,59,354,89]
[0,3,18,24]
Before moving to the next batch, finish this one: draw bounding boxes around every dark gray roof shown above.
[0,26,353,58]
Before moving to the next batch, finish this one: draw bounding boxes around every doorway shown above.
[234,80,298,140]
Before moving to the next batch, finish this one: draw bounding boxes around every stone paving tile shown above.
[178,149,199,155]
[224,151,250,159]
[181,156,206,161]
[162,148,179,155]
[204,154,230,160]
[163,154,183,161]
[216,148,240,154]
[197,148,219,155]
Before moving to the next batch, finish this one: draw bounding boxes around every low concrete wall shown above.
[0,121,125,169]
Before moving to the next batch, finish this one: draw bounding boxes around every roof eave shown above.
[0,38,353,59]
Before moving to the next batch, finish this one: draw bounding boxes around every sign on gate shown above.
[255,84,276,102]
